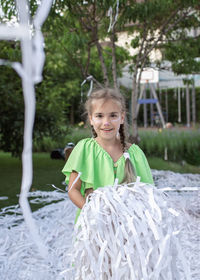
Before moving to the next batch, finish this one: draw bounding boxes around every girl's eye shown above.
[110,113,118,118]
[95,114,103,118]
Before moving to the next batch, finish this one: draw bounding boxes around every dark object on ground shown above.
[51,143,75,160]
[50,148,65,160]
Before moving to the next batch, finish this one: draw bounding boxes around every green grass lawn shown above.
[0,151,199,210]
[0,152,66,209]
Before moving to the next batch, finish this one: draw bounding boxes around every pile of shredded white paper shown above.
[0,191,75,280]
[0,170,199,280]
[69,182,190,280]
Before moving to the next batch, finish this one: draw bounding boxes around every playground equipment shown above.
[136,68,197,128]
[137,68,166,128]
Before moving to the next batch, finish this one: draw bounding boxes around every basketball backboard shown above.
[137,68,159,84]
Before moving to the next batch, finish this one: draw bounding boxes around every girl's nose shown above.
[103,117,110,126]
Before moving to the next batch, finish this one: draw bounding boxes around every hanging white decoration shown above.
[107,0,119,32]
[0,0,53,259]
[81,75,94,100]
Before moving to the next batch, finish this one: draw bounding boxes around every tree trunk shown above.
[130,72,139,143]
[165,91,168,123]
[95,40,110,87]
[110,28,118,90]
[70,102,75,125]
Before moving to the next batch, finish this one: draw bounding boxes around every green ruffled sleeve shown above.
[129,144,154,184]
[62,138,93,194]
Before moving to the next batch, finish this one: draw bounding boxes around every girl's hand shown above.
[85,188,93,199]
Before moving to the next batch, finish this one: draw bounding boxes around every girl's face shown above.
[89,98,125,142]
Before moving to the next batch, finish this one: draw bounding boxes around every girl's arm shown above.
[68,171,86,209]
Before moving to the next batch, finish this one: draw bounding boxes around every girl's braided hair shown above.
[85,88,136,183]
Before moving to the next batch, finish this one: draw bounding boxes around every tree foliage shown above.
[0,0,200,155]
[0,40,67,156]
[162,35,200,75]
[117,0,200,139]
[0,0,129,155]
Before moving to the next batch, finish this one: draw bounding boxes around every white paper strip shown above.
[0,0,54,260]
[69,182,191,279]
[0,25,30,40]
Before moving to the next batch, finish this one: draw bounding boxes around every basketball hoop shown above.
[137,67,159,84]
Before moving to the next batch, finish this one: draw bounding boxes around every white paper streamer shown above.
[81,75,94,100]
[107,0,119,32]
[68,172,82,192]
[123,152,130,160]
[69,182,192,279]
[0,25,29,40]
[0,191,76,279]
[0,0,53,259]
[114,177,119,186]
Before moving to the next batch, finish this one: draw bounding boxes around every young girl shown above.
[62,88,153,222]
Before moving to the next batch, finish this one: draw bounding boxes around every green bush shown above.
[64,127,91,145]
[33,125,200,167]
[34,136,61,152]
[138,129,200,166]
[33,126,91,152]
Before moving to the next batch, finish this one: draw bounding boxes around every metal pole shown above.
[143,84,147,128]
[150,84,165,128]
[136,83,145,117]
[150,90,153,127]
[178,87,181,123]
[192,80,196,125]
[186,84,190,127]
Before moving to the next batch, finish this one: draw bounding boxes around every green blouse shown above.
[62,138,153,221]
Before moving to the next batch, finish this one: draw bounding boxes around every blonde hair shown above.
[85,88,136,183]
